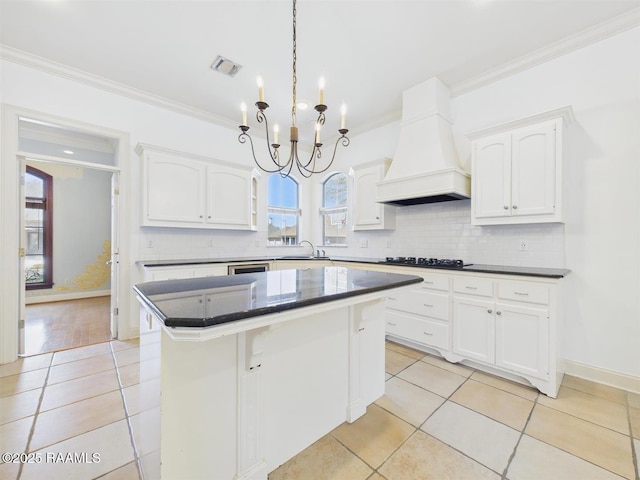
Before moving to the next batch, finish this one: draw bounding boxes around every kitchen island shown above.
[133,266,422,480]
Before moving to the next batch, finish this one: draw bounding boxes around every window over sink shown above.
[320,172,347,246]
[267,174,300,246]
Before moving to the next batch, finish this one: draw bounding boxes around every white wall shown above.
[1,25,638,379]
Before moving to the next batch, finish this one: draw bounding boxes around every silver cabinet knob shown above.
[512,205,518,209]
[496,311,502,315]
[488,309,492,314]
[504,206,509,210]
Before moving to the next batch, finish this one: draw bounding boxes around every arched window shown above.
[25,166,54,289]
[267,174,300,246]
[320,173,348,245]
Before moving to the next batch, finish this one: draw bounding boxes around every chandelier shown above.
[238,0,349,178]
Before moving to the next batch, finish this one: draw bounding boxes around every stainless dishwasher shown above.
[227,263,270,275]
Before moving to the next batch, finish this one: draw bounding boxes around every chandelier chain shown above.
[291,0,297,125]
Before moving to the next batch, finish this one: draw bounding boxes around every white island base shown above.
[138,292,390,480]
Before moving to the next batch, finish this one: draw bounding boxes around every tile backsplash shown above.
[139,199,565,268]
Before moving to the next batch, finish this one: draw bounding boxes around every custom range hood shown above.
[377,77,470,205]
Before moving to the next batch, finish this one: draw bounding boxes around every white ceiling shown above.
[1,0,639,138]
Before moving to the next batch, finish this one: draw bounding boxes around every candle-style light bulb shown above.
[318,77,325,105]
[340,103,347,130]
[256,75,265,102]
[273,124,279,144]
[241,102,247,126]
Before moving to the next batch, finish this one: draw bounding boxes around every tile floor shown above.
[0,339,638,479]
[24,297,111,356]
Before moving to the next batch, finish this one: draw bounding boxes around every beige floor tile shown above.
[397,361,466,398]
[421,355,474,378]
[379,430,499,480]
[47,352,115,385]
[110,338,140,352]
[385,373,392,381]
[421,401,519,474]
[122,378,161,417]
[508,434,626,480]
[450,379,534,430]
[537,385,629,434]
[40,369,120,412]
[526,404,634,479]
[562,375,628,405]
[0,389,42,425]
[0,353,52,379]
[113,347,141,368]
[0,368,48,398]
[385,349,417,375]
[51,342,112,366]
[0,460,20,480]
[0,416,34,457]
[629,407,639,439]
[635,439,640,478]
[139,450,161,480]
[117,362,141,388]
[375,377,444,427]
[21,419,135,480]
[367,474,386,480]
[628,392,640,409]
[269,434,372,480]
[30,390,126,451]
[385,341,425,360]
[331,404,415,469]
[95,460,140,479]
[129,407,161,458]
[470,371,538,401]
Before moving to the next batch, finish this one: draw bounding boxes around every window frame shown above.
[25,165,54,290]
[267,174,301,246]
[320,172,348,246]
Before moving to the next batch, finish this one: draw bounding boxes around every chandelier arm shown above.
[239,131,288,174]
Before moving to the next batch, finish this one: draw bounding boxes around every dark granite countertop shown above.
[137,256,570,279]
[134,266,423,328]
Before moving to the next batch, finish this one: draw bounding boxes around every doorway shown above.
[22,158,116,356]
[0,106,131,365]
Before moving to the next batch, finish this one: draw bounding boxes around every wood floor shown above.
[24,296,111,356]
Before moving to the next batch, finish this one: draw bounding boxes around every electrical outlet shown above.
[255,240,260,247]
[147,240,153,248]
[386,240,392,248]
[208,239,215,247]
[360,239,368,248]
[519,240,528,251]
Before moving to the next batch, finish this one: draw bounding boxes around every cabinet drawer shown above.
[417,274,450,292]
[453,277,494,297]
[498,281,550,305]
[147,268,194,281]
[386,311,449,350]
[387,290,449,320]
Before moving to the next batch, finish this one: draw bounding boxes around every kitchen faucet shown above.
[298,240,315,258]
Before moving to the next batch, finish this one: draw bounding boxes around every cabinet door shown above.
[145,153,206,224]
[472,133,511,221]
[511,121,557,217]
[353,166,384,228]
[495,302,549,379]
[206,165,251,229]
[452,297,495,364]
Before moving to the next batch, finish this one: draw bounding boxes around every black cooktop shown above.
[380,257,470,269]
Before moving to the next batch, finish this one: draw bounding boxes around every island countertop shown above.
[133,266,423,328]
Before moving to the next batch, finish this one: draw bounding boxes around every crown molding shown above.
[0,45,239,131]
[450,7,640,97]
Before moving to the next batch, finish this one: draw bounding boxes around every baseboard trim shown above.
[564,360,640,394]
[26,290,110,305]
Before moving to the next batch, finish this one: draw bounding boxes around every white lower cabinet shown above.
[385,268,562,397]
[452,296,495,364]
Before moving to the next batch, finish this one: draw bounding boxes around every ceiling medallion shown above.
[238,0,349,178]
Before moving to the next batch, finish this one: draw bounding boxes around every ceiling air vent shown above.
[211,55,242,77]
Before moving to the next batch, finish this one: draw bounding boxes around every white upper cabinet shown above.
[469,107,574,225]
[137,144,258,230]
[350,158,396,230]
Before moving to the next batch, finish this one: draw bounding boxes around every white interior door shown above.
[110,172,120,339]
[18,157,26,355]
